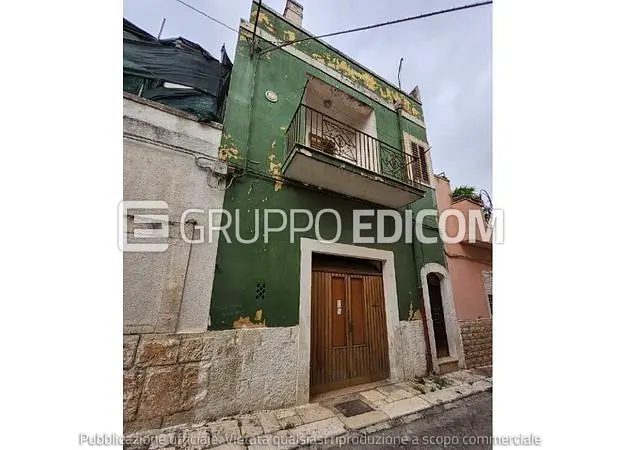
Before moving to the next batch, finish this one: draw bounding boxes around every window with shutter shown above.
[419,146,430,184]
[410,142,422,181]
[409,141,430,184]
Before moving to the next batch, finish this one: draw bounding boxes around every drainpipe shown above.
[395,99,434,375]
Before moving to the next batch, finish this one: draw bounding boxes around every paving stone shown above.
[239,414,263,438]
[358,419,392,435]
[451,384,475,397]
[359,389,387,404]
[257,410,280,434]
[275,408,297,419]
[444,370,485,385]
[208,419,241,448]
[376,385,411,402]
[295,404,334,424]
[411,382,430,394]
[395,382,425,396]
[342,410,388,430]
[248,429,296,450]
[278,413,303,429]
[288,417,347,444]
[420,387,462,405]
[378,396,431,419]
[471,380,492,392]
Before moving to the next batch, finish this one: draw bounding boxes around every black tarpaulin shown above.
[123,19,232,122]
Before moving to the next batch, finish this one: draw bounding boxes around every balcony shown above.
[283,104,427,208]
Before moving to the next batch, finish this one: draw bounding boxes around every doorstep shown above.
[124,369,492,449]
[437,356,460,375]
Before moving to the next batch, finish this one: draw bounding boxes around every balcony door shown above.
[304,108,380,174]
[303,77,380,174]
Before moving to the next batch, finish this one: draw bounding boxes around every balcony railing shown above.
[285,104,424,186]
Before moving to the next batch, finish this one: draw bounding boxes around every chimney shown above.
[284,0,303,27]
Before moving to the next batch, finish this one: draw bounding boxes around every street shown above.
[324,391,492,449]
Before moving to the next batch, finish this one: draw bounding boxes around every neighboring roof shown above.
[451,195,484,208]
[123,19,157,42]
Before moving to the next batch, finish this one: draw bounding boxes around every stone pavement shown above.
[124,368,492,450]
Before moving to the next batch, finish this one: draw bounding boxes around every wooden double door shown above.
[310,270,390,395]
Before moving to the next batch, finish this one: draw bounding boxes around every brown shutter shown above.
[410,142,422,181]
[410,142,430,184]
[419,146,430,184]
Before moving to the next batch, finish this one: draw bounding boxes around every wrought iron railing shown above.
[285,103,423,186]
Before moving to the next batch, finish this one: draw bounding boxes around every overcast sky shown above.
[124,0,492,197]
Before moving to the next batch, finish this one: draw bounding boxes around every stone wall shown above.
[123,327,299,433]
[459,318,492,368]
[399,320,429,379]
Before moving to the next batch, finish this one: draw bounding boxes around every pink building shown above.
[435,174,492,369]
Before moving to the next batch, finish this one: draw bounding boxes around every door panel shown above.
[310,270,389,395]
[331,276,347,348]
[350,277,366,345]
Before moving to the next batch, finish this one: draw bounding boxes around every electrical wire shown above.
[258,1,493,56]
[173,0,242,35]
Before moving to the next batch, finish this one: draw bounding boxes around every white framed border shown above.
[296,238,403,404]
[420,262,465,372]
[402,132,435,189]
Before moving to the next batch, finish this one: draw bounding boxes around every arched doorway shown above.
[420,263,464,374]
[427,273,449,358]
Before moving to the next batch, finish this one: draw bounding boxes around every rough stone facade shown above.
[124,327,299,433]
[458,318,492,368]
[399,320,428,379]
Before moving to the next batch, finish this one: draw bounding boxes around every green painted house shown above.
[122,1,470,430]
[207,0,466,406]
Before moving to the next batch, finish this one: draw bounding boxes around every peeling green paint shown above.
[209,1,445,330]
[251,4,424,121]
[268,142,283,191]
[219,133,241,161]
[233,309,267,328]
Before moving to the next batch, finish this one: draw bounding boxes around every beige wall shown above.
[435,175,492,321]
[123,93,225,334]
